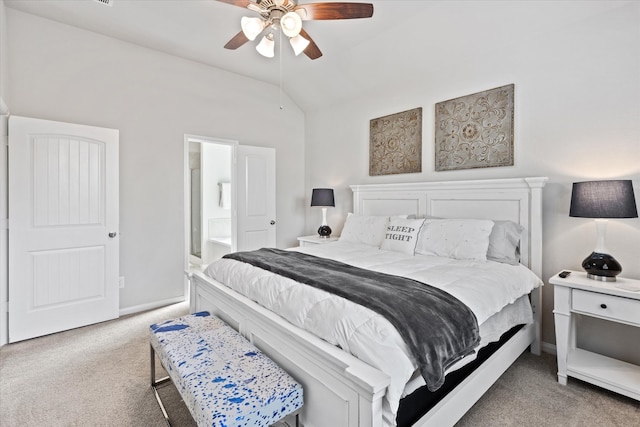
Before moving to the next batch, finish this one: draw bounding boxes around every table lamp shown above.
[569,180,638,281]
[311,188,335,238]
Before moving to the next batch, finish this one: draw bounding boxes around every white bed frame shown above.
[189,177,547,427]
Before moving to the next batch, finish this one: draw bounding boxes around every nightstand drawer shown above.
[572,289,640,326]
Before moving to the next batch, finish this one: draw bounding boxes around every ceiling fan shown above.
[217,0,374,60]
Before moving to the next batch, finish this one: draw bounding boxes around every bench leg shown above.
[274,411,300,427]
[150,344,172,426]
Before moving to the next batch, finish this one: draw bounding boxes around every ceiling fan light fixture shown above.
[280,11,302,37]
[241,16,265,41]
[294,8,307,20]
[289,34,310,56]
[219,0,374,60]
[256,33,275,58]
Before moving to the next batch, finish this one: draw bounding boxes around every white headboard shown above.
[350,177,547,355]
[350,177,548,278]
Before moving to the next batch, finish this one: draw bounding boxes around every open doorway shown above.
[184,136,277,286]
[185,135,237,271]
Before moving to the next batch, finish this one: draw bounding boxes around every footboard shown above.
[189,270,390,427]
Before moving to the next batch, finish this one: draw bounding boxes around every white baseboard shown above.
[0,297,187,348]
[119,296,186,317]
[541,341,557,355]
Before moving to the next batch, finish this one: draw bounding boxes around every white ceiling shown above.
[4,0,631,112]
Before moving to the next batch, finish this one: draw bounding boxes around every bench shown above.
[149,312,303,427]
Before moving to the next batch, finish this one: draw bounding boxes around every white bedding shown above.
[204,241,542,425]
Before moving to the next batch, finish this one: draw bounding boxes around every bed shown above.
[188,177,548,427]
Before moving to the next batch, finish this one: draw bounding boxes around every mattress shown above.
[204,241,542,425]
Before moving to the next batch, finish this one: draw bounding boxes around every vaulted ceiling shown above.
[4,0,631,112]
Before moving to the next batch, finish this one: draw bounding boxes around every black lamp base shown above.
[317,225,332,238]
[582,252,622,282]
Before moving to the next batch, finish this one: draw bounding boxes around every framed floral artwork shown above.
[369,107,422,176]
[435,84,514,171]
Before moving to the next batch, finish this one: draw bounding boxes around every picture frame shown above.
[369,107,422,176]
[435,84,514,171]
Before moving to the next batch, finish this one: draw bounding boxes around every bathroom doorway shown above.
[185,136,236,270]
[184,135,277,279]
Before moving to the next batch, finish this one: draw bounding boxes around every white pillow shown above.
[339,214,389,247]
[380,218,426,255]
[487,220,524,265]
[415,219,494,261]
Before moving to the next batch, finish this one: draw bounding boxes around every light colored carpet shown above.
[0,302,194,427]
[456,351,640,426]
[0,302,638,426]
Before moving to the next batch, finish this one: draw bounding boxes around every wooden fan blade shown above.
[216,0,261,11]
[295,3,374,20]
[299,28,323,60]
[224,31,250,50]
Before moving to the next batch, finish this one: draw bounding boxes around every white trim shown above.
[185,134,238,146]
[349,177,548,193]
[0,109,7,347]
[118,296,186,317]
[0,98,8,116]
[542,341,557,355]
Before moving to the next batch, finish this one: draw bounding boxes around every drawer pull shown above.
[600,304,607,309]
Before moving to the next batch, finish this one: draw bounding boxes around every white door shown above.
[8,116,119,342]
[235,145,276,251]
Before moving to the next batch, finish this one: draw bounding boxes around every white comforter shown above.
[204,241,542,425]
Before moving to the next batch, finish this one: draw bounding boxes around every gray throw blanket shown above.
[224,248,480,391]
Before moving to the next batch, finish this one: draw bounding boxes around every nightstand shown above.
[551,270,640,400]
[297,235,339,247]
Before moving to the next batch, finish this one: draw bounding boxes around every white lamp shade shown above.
[256,34,275,58]
[280,11,302,37]
[289,34,310,56]
[241,16,265,41]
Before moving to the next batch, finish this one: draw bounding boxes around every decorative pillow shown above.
[415,219,494,261]
[380,218,426,255]
[487,220,524,265]
[339,214,389,247]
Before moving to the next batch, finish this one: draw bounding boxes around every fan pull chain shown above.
[279,30,284,110]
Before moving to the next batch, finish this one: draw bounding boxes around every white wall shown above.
[5,9,306,313]
[305,3,640,354]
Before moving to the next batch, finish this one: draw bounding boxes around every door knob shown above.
[108,232,117,238]
[270,220,276,225]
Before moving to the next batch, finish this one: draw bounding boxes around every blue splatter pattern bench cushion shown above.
[150,312,303,427]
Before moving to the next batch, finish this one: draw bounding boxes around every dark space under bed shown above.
[396,324,524,427]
